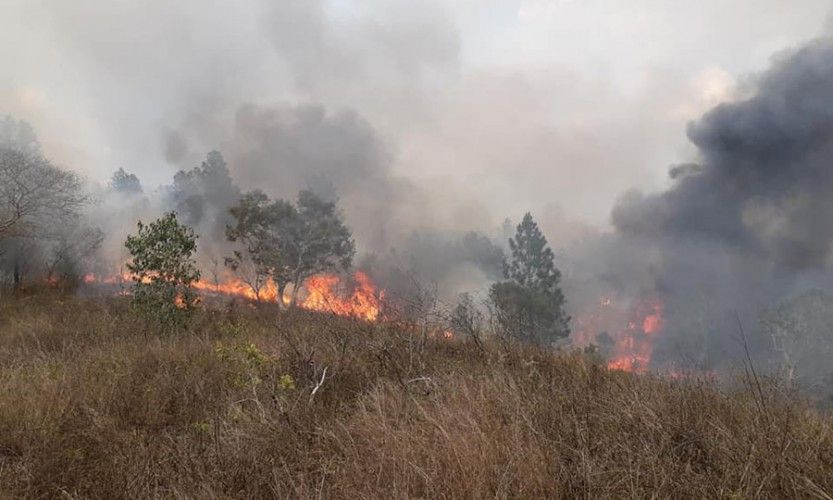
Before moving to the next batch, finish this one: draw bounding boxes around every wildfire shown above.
[606,299,664,373]
[83,268,384,321]
[573,295,666,374]
[302,271,383,321]
[191,278,280,303]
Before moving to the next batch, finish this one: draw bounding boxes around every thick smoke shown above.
[599,39,833,377]
[614,39,833,270]
[227,103,404,251]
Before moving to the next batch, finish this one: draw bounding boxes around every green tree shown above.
[125,212,201,331]
[226,190,297,303]
[489,212,570,344]
[226,189,355,307]
[288,190,355,304]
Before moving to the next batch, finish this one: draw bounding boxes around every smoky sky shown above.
[612,39,833,271]
[3,0,832,242]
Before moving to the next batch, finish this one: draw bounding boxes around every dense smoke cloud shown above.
[227,103,405,251]
[585,39,833,375]
[613,39,833,271]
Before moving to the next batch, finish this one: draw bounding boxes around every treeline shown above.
[1,114,572,346]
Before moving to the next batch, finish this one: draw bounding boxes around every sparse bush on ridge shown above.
[0,294,832,498]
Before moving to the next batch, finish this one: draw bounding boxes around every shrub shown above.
[124,212,200,332]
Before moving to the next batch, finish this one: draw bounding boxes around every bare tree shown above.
[44,224,104,286]
[0,149,88,240]
[225,249,270,302]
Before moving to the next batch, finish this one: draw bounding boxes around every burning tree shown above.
[226,189,355,307]
[125,212,201,330]
[489,212,570,344]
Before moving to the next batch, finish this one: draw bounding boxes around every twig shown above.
[309,366,328,404]
[735,312,770,425]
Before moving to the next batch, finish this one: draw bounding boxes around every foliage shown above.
[226,189,355,306]
[0,115,40,156]
[44,223,104,288]
[461,231,505,280]
[505,212,562,292]
[124,212,200,330]
[110,168,143,195]
[0,120,93,287]
[169,150,240,232]
[0,148,88,240]
[489,212,570,343]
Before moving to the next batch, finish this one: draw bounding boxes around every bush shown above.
[124,212,200,332]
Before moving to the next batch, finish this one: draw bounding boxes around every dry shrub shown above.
[0,294,832,499]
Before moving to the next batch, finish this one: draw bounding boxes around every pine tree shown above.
[489,212,570,343]
[506,213,561,292]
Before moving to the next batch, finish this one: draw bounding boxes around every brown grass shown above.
[1,292,832,499]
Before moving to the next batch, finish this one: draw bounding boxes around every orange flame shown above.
[191,277,281,303]
[302,271,383,321]
[83,268,384,321]
[606,299,664,373]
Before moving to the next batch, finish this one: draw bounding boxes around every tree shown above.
[0,148,87,240]
[226,189,355,307]
[461,231,505,280]
[170,151,239,229]
[288,190,355,303]
[226,190,298,304]
[0,115,40,156]
[125,212,201,330]
[44,223,104,288]
[110,168,143,195]
[489,212,570,344]
[450,292,485,349]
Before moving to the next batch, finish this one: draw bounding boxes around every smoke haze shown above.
[5,1,833,382]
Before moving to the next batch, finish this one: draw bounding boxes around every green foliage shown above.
[278,374,296,391]
[489,212,570,344]
[505,212,561,292]
[226,189,355,306]
[124,212,200,331]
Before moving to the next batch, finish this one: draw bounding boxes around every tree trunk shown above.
[276,282,287,310]
[290,273,304,307]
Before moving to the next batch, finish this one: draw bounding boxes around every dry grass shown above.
[1,292,832,499]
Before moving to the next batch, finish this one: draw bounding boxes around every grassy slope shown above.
[1,294,832,499]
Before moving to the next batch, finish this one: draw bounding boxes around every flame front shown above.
[84,269,383,321]
[302,271,382,321]
[607,299,664,373]
[573,295,666,374]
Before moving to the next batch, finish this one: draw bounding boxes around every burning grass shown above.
[1,292,832,498]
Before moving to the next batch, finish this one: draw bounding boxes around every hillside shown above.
[1,293,832,499]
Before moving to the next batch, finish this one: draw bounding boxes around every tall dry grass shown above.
[0,291,832,499]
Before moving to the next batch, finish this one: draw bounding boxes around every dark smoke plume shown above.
[600,38,833,377]
[613,39,833,271]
